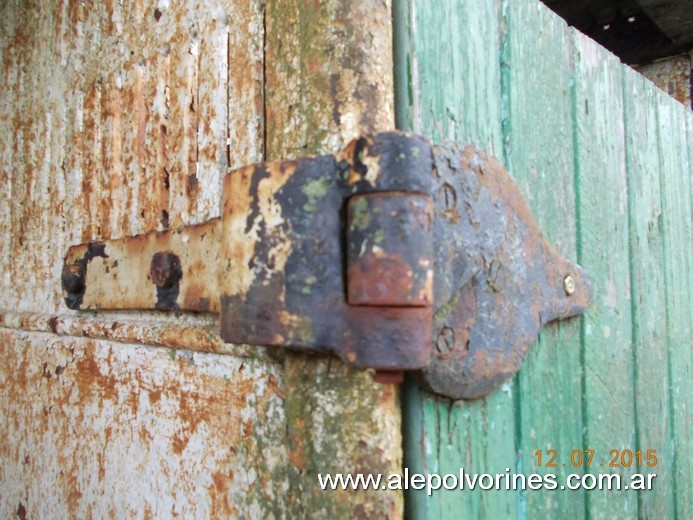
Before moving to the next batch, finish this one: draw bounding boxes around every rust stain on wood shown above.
[0,0,262,314]
[0,0,288,516]
[265,0,403,517]
[0,330,289,517]
[1,0,404,517]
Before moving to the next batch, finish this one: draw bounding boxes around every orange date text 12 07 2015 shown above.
[533,449,658,468]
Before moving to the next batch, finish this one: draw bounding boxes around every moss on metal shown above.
[265,0,402,517]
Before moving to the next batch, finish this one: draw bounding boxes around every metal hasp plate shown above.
[61,132,593,400]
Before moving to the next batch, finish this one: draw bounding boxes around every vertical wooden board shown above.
[0,331,289,518]
[0,0,264,312]
[100,69,125,240]
[82,72,105,240]
[166,15,202,228]
[77,1,108,241]
[572,32,637,518]
[192,10,230,224]
[406,0,503,152]
[657,93,693,519]
[265,0,394,160]
[503,1,583,516]
[141,40,171,232]
[33,7,61,290]
[622,66,674,518]
[396,1,517,518]
[120,1,156,236]
[227,0,264,170]
[7,3,64,313]
[689,111,693,305]
[686,112,693,268]
[42,2,70,310]
[265,1,402,517]
[8,7,31,306]
[419,388,517,519]
[0,22,18,301]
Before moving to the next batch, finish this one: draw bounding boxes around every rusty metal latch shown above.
[62,132,593,400]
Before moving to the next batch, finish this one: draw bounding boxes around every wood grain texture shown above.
[397,0,690,517]
[265,0,394,159]
[2,1,405,516]
[0,0,262,313]
[572,31,637,519]
[396,1,517,518]
[0,331,288,518]
[623,66,675,519]
[0,1,279,517]
[657,93,693,519]
[264,0,403,517]
[502,3,585,517]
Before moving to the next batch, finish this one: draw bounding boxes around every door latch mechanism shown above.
[62,132,593,400]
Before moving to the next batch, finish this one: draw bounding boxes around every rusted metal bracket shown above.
[62,132,593,400]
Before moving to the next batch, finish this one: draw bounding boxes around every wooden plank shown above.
[399,1,692,519]
[0,21,18,304]
[421,389,517,519]
[0,1,298,517]
[226,0,264,171]
[396,1,517,518]
[622,66,675,518]
[689,110,693,318]
[264,1,403,517]
[166,15,201,229]
[504,2,583,517]
[193,8,230,224]
[100,70,125,239]
[96,0,120,238]
[404,0,503,151]
[572,31,637,518]
[657,93,693,519]
[0,331,289,518]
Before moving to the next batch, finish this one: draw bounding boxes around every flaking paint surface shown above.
[0,0,263,314]
[1,0,404,517]
[264,1,404,517]
[0,330,288,518]
[0,0,290,516]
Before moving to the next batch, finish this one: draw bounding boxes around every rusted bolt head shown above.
[150,252,183,289]
[564,275,576,296]
[61,265,85,295]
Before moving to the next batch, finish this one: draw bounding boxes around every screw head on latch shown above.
[564,275,576,296]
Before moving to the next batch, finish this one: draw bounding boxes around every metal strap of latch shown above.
[62,132,593,400]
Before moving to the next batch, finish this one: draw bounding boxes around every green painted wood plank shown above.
[657,93,693,519]
[689,112,693,315]
[421,390,517,519]
[572,32,638,519]
[622,66,675,519]
[397,1,692,519]
[396,1,518,518]
[406,0,504,151]
[503,1,584,516]
[688,110,693,323]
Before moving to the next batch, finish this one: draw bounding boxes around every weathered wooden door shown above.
[396,1,692,519]
[2,0,691,518]
[0,1,402,517]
